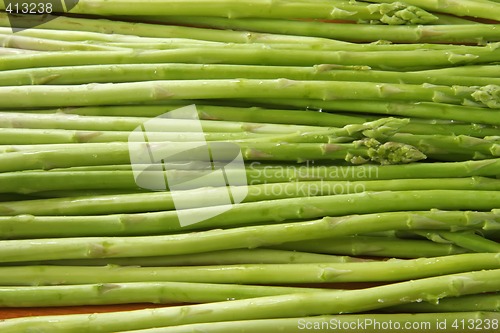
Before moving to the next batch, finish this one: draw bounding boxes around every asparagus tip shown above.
[348,138,426,165]
[367,2,438,25]
[472,85,500,109]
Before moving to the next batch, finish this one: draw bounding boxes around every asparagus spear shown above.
[363,0,500,21]
[0,26,223,44]
[0,80,498,109]
[28,39,496,52]
[0,128,274,145]
[2,177,499,216]
[0,253,499,284]
[0,112,324,133]
[2,138,377,154]
[115,312,500,333]
[0,12,341,46]
[20,106,487,140]
[2,45,500,72]
[20,103,495,138]
[416,65,500,77]
[257,99,500,126]
[432,12,482,25]
[27,0,437,24]
[1,28,467,52]
[1,207,497,261]
[0,139,426,172]
[419,230,500,253]
[0,282,329,307]
[0,128,282,143]
[1,198,498,239]
[22,189,150,198]
[0,170,145,194]
[1,269,499,332]
[0,33,124,52]
[3,63,500,87]
[2,158,500,194]
[54,103,366,124]
[273,236,469,258]
[154,16,500,44]
[0,217,367,261]
[392,122,500,138]
[384,294,500,313]
[4,249,364,267]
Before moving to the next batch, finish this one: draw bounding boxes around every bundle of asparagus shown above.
[0,0,499,332]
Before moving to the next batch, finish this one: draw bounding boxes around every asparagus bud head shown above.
[366,2,438,25]
[472,85,500,109]
[360,117,410,139]
[347,138,426,165]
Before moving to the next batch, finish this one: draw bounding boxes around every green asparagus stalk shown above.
[2,177,499,216]
[0,193,499,238]
[27,32,477,51]
[1,269,499,332]
[273,236,469,258]
[363,0,500,21]
[419,230,500,253]
[0,170,145,194]
[433,12,482,25]
[0,282,329,307]
[20,189,150,198]
[0,26,224,44]
[0,253,499,284]
[35,155,500,177]
[0,33,124,51]
[2,158,500,194]
[0,48,34,55]
[117,312,500,333]
[2,63,500,87]
[0,12,342,46]
[0,22,484,53]
[4,249,364,267]
[0,128,276,145]
[0,105,368,128]
[78,40,494,52]
[0,138,373,154]
[0,124,360,153]
[416,65,500,77]
[0,111,326,133]
[47,103,352,122]
[393,122,500,138]
[21,103,496,138]
[0,142,132,172]
[384,294,500,313]
[256,99,500,126]
[0,139,427,172]
[153,16,500,44]
[31,0,438,24]
[50,109,500,138]
[0,36,343,53]
[0,80,498,109]
[0,217,369,261]
[2,206,499,261]
[2,45,500,72]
